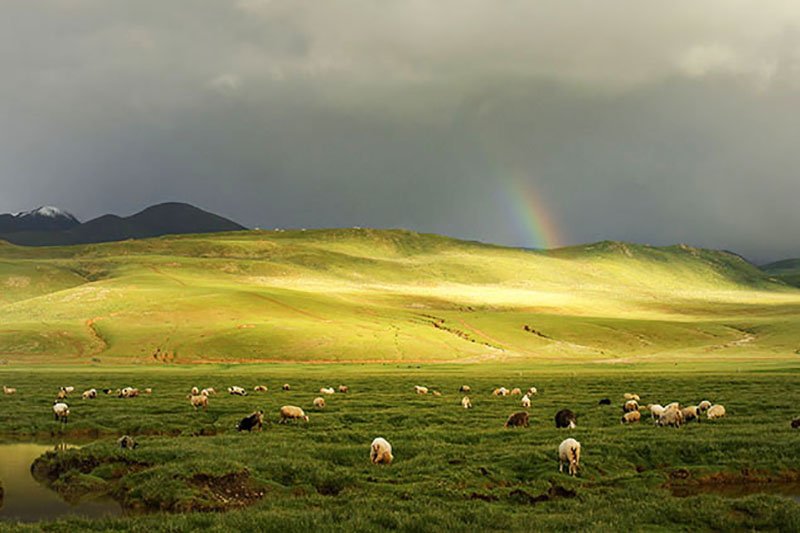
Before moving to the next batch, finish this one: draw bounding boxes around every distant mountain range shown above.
[0,202,246,246]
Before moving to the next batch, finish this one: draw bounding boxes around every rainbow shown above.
[498,177,561,250]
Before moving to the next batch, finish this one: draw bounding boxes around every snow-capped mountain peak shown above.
[1,205,81,232]
[15,206,78,221]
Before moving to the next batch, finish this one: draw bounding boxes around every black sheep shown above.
[236,410,264,432]
[555,409,577,428]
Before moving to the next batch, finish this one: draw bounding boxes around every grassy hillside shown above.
[762,258,800,287]
[0,229,799,365]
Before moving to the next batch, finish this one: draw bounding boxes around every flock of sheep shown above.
[6,380,800,475]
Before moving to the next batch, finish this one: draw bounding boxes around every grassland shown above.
[1,229,799,366]
[0,365,799,532]
[1,231,799,530]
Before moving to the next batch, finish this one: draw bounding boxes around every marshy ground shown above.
[1,364,799,532]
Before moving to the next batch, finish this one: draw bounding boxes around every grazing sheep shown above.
[189,394,208,411]
[707,405,726,420]
[521,394,531,408]
[555,409,577,429]
[313,397,326,408]
[791,418,800,429]
[433,390,442,397]
[144,388,152,394]
[414,386,429,395]
[338,385,348,393]
[120,387,139,398]
[57,389,68,400]
[657,408,684,428]
[282,383,291,391]
[646,404,665,420]
[623,400,639,413]
[53,402,69,423]
[504,411,530,429]
[681,406,701,422]
[279,405,309,424]
[253,385,268,392]
[698,400,712,412]
[558,438,581,477]
[598,398,611,405]
[228,386,247,396]
[510,388,522,396]
[118,435,137,449]
[621,411,641,424]
[63,386,74,394]
[81,389,97,400]
[459,385,471,393]
[103,389,113,395]
[492,387,509,396]
[320,387,335,395]
[3,385,16,395]
[236,410,264,432]
[204,388,217,395]
[461,396,472,409]
[370,437,393,465]
[664,402,680,411]
[623,393,640,402]
[528,387,538,396]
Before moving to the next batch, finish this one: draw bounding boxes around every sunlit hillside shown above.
[1,229,799,365]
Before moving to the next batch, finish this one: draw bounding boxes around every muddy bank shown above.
[667,469,800,502]
[31,447,265,513]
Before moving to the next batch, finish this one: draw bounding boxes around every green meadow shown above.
[0,366,799,532]
[1,230,800,531]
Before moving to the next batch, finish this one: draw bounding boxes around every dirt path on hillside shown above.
[85,315,112,356]
[247,292,331,322]
[149,266,186,287]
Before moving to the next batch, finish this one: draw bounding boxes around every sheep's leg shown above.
[559,460,563,473]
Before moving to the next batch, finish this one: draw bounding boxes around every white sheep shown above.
[461,395,472,409]
[623,393,640,402]
[3,385,16,395]
[492,387,509,396]
[62,386,74,394]
[510,388,522,396]
[621,411,641,424]
[191,386,199,395]
[228,386,247,396]
[657,408,684,428]
[521,394,531,408]
[370,437,393,465]
[414,386,429,394]
[189,394,208,411]
[623,400,639,413]
[681,405,700,422]
[707,405,726,420]
[320,387,335,395]
[53,402,69,423]
[646,404,664,421]
[279,405,309,424]
[81,388,97,400]
[528,387,538,396]
[697,400,712,412]
[313,397,326,408]
[558,438,581,476]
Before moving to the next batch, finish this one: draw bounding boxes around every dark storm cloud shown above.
[2,1,800,262]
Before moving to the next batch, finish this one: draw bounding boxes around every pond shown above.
[0,442,121,523]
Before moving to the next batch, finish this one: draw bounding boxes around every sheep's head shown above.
[303,415,310,422]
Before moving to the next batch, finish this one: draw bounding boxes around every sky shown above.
[2,1,799,263]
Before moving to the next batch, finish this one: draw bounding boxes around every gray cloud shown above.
[1,1,800,262]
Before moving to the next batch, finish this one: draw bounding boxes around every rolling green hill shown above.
[1,229,799,365]
[762,258,800,287]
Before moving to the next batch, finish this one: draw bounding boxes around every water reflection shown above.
[0,442,121,523]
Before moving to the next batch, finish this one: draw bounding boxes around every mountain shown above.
[762,258,800,287]
[0,202,246,246]
[0,206,80,233]
[0,229,796,364]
